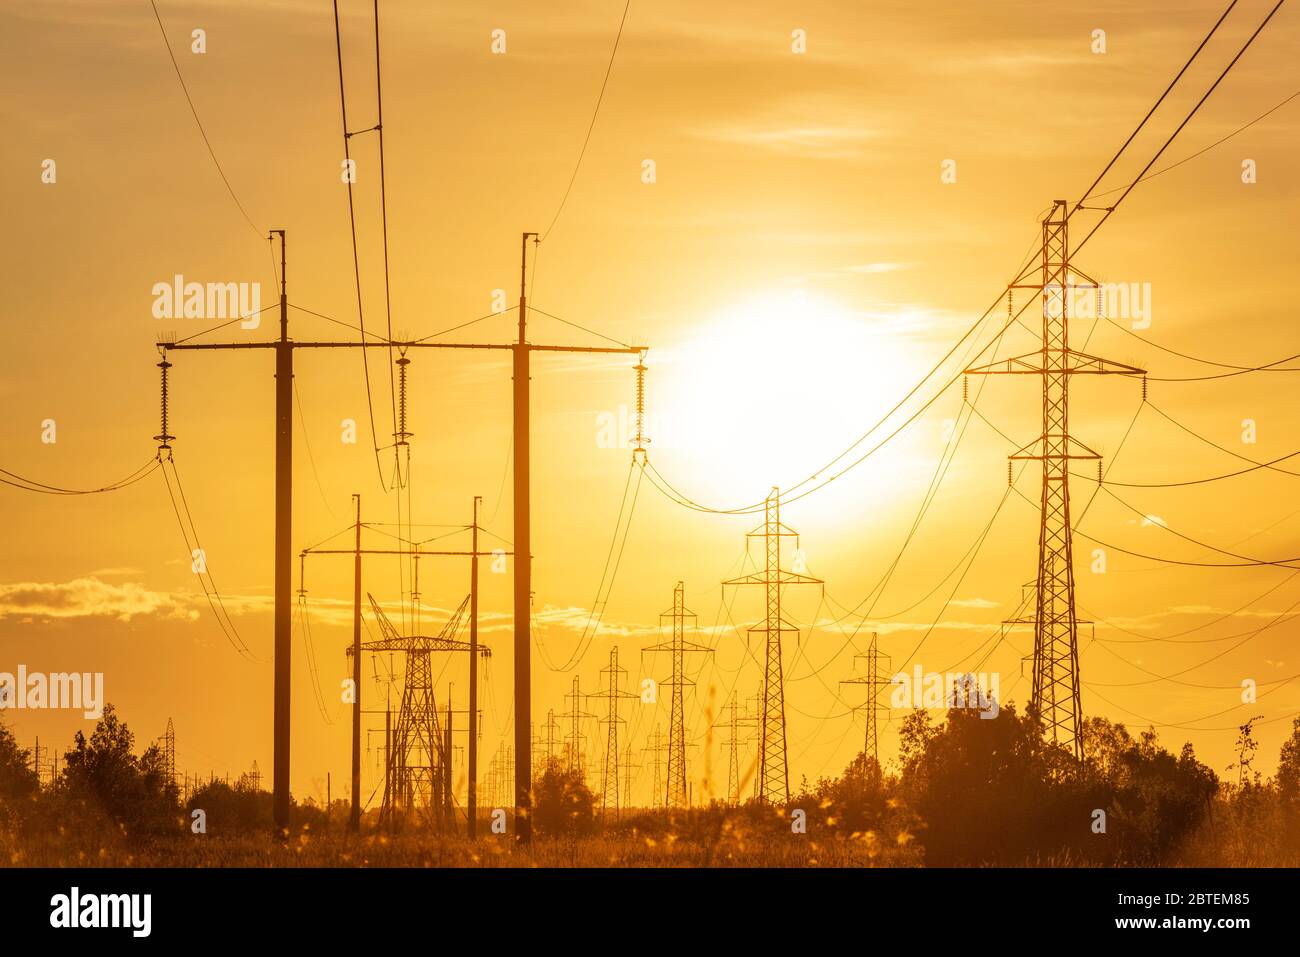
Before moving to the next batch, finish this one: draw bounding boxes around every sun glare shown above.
[655,290,928,508]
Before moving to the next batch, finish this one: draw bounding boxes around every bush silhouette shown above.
[533,763,596,837]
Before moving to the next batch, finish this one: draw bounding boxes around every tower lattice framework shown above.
[357,593,489,827]
[642,582,711,807]
[965,200,1143,759]
[587,646,637,819]
[724,488,822,803]
[839,633,891,781]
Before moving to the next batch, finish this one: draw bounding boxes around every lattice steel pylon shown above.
[642,582,712,808]
[587,647,638,819]
[542,709,561,773]
[714,693,757,805]
[839,634,891,782]
[642,726,667,808]
[561,676,595,780]
[724,488,823,803]
[965,200,1144,760]
[160,718,176,791]
[358,593,490,828]
[622,740,641,809]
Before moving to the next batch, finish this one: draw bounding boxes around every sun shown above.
[652,289,931,510]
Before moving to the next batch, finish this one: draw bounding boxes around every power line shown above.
[1145,400,1300,479]
[148,0,261,237]
[293,380,338,519]
[540,0,634,242]
[1087,86,1300,201]
[333,0,393,492]
[0,457,160,496]
[158,455,258,661]
[1070,0,1289,259]
[1075,0,1241,207]
[1104,316,1300,377]
[642,20,1259,523]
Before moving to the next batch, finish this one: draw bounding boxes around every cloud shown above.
[947,598,999,609]
[0,577,184,622]
[0,577,276,624]
[691,123,877,159]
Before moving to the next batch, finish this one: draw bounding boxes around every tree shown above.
[1227,715,1265,787]
[1276,717,1300,809]
[0,716,38,801]
[61,704,179,834]
[532,763,596,837]
[1277,717,1300,845]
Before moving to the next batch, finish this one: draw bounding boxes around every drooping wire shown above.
[333,0,393,492]
[147,0,261,237]
[643,0,1285,520]
[294,379,338,519]
[158,455,258,662]
[0,458,160,496]
[1074,0,1241,209]
[1070,0,1288,260]
[540,0,634,242]
[1086,87,1300,202]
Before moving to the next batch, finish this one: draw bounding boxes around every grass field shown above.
[3,825,922,868]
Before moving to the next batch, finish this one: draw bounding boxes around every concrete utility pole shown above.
[512,232,535,839]
[469,496,481,837]
[351,495,362,829]
[965,200,1143,760]
[302,499,507,833]
[158,230,645,834]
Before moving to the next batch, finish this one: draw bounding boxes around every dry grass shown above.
[2,824,922,868]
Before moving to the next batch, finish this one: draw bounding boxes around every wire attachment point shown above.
[154,357,176,456]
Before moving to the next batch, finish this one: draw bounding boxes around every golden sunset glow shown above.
[2,0,1300,881]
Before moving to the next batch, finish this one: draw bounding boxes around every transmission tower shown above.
[30,738,47,790]
[622,740,641,809]
[642,582,712,808]
[714,693,758,805]
[587,647,637,819]
[561,676,595,779]
[965,200,1144,760]
[542,709,561,772]
[642,726,668,808]
[723,488,822,803]
[361,593,490,828]
[839,634,892,782]
[238,760,262,792]
[161,718,176,790]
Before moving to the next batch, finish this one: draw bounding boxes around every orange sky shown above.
[2,0,1299,805]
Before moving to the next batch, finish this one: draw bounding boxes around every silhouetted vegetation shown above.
[532,762,597,837]
[60,704,180,836]
[2,703,1299,866]
[186,779,273,832]
[0,718,38,803]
